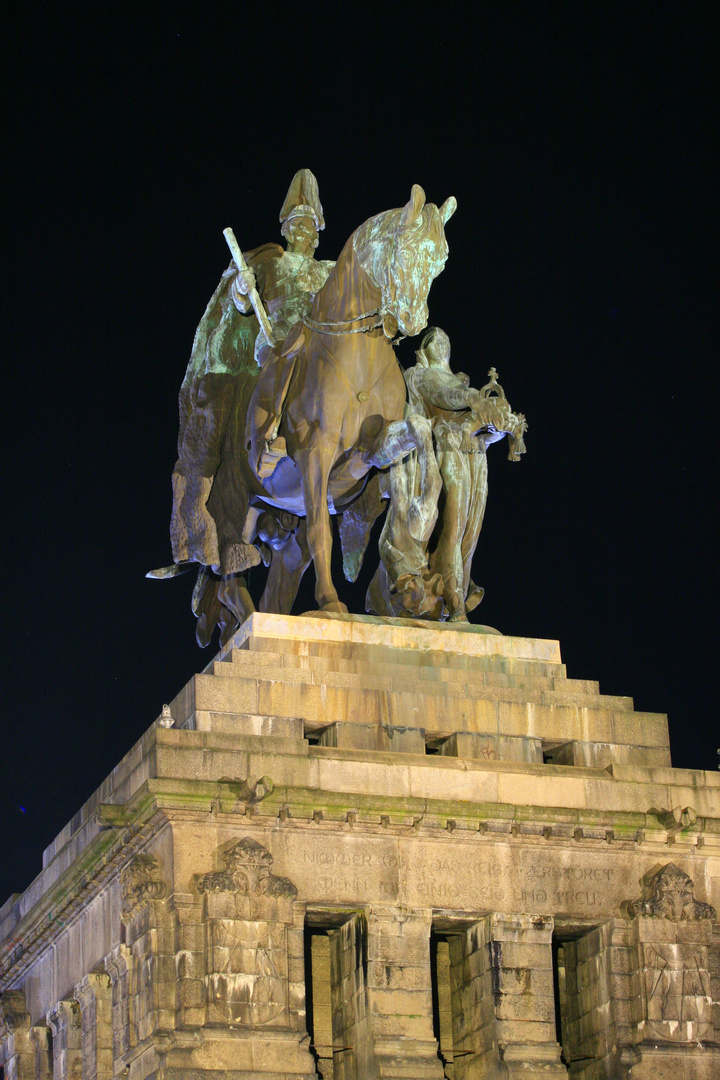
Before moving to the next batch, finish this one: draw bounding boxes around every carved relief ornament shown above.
[197,837,297,897]
[120,853,167,920]
[0,990,29,1041]
[628,862,716,921]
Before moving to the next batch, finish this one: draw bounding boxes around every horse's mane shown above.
[353,203,446,262]
[310,200,448,324]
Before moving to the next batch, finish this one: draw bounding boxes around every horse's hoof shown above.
[320,601,349,614]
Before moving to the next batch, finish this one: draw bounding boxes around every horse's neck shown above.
[312,236,380,322]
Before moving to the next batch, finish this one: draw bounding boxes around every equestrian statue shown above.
[149,170,526,645]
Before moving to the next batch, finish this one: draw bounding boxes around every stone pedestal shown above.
[1,613,719,1079]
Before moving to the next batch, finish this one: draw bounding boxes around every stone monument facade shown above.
[2,613,719,1078]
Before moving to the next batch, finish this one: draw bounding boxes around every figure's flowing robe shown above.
[172,245,334,573]
[368,362,488,619]
[406,365,488,605]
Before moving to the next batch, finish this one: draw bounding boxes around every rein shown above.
[303,308,384,335]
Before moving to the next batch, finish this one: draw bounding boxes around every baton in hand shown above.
[223,227,276,347]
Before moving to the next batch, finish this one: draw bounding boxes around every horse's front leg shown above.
[296,437,348,613]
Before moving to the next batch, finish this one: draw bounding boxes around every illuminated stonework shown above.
[1,614,719,1080]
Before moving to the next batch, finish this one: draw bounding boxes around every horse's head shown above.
[354,185,456,337]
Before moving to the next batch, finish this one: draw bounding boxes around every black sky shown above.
[2,4,717,906]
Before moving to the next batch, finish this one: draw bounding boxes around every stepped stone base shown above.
[1,613,719,1079]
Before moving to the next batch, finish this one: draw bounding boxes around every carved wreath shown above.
[197,838,297,898]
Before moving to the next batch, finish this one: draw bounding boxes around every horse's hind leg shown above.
[296,439,348,613]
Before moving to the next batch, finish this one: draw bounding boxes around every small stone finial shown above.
[158,704,174,729]
[628,862,716,921]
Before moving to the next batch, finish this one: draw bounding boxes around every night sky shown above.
[3,6,717,907]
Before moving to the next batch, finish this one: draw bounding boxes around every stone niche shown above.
[1,613,719,1079]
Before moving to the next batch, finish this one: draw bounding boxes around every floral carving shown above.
[197,838,297,897]
[628,863,716,922]
[120,853,167,920]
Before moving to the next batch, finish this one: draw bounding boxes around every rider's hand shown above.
[233,268,256,297]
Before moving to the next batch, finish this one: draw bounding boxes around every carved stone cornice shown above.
[628,862,716,921]
[120,854,167,921]
[46,999,80,1037]
[104,943,132,984]
[197,838,297,897]
[0,811,168,991]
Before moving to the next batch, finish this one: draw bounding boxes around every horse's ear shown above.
[401,184,426,226]
[439,196,457,225]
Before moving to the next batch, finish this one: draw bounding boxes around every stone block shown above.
[497,770,588,808]
[177,979,205,1009]
[675,919,714,945]
[440,731,542,764]
[284,924,306,959]
[611,711,670,748]
[494,1018,558,1046]
[367,937,431,967]
[193,672,260,715]
[216,657,315,685]
[368,987,435,1017]
[490,941,553,970]
[367,961,431,991]
[318,722,426,755]
[231,612,562,664]
[494,992,555,1023]
[202,711,305,739]
[367,1009,436,1039]
[498,701,612,742]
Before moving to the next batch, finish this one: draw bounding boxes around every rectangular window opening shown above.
[305,910,366,1080]
[430,932,456,1076]
[552,936,570,1065]
[552,924,611,1074]
[304,723,325,746]
[304,927,334,1079]
[542,741,574,765]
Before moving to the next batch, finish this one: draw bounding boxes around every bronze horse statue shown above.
[198,185,456,633]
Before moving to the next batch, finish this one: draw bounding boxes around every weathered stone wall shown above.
[1,615,719,1079]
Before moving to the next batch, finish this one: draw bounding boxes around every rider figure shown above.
[170,169,334,575]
